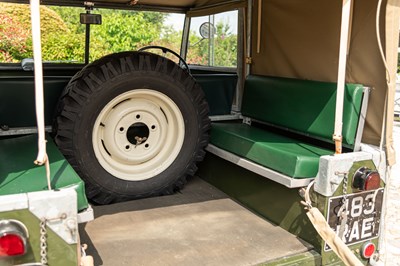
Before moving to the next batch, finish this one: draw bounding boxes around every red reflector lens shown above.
[0,234,25,256]
[361,242,375,259]
[353,167,381,191]
[364,172,381,190]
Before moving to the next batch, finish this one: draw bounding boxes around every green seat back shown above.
[241,75,364,146]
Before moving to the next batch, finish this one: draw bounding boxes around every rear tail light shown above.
[0,220,28,257]
[361,242,376,259]
[352,167,381,191]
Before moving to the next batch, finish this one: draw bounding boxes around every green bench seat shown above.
[0,134,89,211]
[211,123,333,178]
[209,75,366,180]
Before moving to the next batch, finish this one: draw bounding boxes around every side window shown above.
[187,10,238,68]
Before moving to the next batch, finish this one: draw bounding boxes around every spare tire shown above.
[55,51,210,204]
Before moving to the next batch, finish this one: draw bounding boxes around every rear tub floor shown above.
[79,177,313,265]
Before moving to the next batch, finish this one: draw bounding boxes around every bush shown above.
[0,3,73,62]
[0,12,32,62]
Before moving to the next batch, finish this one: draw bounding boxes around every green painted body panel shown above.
[315,159,383,266]
[0,209,77,266]
[262,250,322,266]
[0,134,89,211]
[211,123,333,178]
[194,74,237,116]
[198,153,321,249]
[0,76,70,127]
[0,68,236,128]
[242,75,364,146]
[198,154,382,265]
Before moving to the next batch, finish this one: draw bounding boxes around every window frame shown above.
[182,9,241,72]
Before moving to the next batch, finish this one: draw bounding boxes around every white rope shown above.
[375,2,392,262]
[376,0,390,155]
[376,0,391,84]
[30,0,51,190]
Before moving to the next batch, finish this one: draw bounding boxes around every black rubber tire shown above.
[55,51,210,204]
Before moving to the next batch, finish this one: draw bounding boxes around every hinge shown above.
[245,57,252,64]
[243,117,252,125]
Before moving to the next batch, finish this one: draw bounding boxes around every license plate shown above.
[325,188,384,251]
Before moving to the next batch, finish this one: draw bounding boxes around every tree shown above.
[46,7,168,60]
[90,9,166,53]
[213,21,237,67]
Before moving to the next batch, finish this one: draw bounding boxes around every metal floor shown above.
[79,177,312,266]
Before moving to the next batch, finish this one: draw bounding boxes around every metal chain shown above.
[40,218,48,266]
[38,213,68,266]
[342,172,348,200]
[336,171,349,239]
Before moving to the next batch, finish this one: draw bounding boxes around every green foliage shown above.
[0,4,33,62]
[48,6,107,61]
[187,32,208,65]
[44,7,169,60]
[187,21,237,67]
[42,33,84,62]
[91,9,165,53]
[148,25,184,63]
[0,12,32,62]
[214,21,237,67]
[0,3,81,62]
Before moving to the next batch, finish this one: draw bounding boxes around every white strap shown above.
[334,0,353,154]
[30,0,51,190]
[301,182,363,266]
[306,207,363,266]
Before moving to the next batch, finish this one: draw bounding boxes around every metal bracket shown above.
[243,117,252,125]
[84,1,95,9]
[245,57,252,64]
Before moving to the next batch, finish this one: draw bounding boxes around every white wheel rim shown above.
[92,89,185,181]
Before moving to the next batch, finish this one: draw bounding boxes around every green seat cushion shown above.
[241,75,364,146]
[211,123,333,178]
[0,134,89,211]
